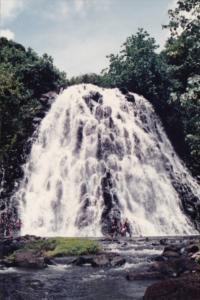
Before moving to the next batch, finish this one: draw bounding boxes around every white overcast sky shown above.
[0,0,177,77]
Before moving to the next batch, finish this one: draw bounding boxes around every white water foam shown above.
[13,84,200,236]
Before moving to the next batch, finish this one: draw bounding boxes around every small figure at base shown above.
[121,218,132,238]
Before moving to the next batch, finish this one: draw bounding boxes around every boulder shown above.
[92,255,110,267]
[154,255,166,262]
[119,87,129,95]
[72,256,93,266]
[144,274,200,300]
[39,91,57,107]
[72,254,126,268]
[150,258,200,278]
[191,251,200,263]
[126,271,164,281]
[110,256,126,267]
[4,249,47,269]
[160,239,168,246]
[163,245,181,253]
[186,244,199,254]
[0,239,25,258]
[162,251,180,259]
[126,94,135,103]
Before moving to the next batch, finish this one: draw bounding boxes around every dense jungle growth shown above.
[0,0,199,184]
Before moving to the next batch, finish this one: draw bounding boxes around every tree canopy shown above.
[0,37,67,166]
[1,0,199,177]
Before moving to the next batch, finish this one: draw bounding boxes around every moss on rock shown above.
[6,237,100,260]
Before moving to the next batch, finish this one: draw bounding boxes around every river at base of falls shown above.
[0,236,198,300]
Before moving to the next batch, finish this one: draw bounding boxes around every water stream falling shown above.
[13,84,200,236]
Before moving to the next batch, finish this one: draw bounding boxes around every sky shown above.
[0,0,177,77]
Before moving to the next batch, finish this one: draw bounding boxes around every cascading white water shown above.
[14,84,200,236]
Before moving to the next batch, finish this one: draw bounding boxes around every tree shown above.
[0,37,68,175]
[163,0,200,175]
[69,73,102,86]
[102,29,170,112]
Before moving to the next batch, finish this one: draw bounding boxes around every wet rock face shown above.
[170,174,200,230]
[5,85,200,236]
[39,91,57,108]
[83,91,103,112]
[72,254,126,268]
[138,238,200,300]
[100,170,121,234]
[150,241,200,277]
[126,271,164,281]
[143,274,200,300]
[126,237,200,285]
[4,249,47,269]
[0,238,24,259]
[160,152,200,229]
[0,92,57,237]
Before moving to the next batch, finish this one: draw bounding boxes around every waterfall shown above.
[13,84,200,236]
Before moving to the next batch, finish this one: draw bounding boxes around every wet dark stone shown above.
[4,249,47,269]
[89,91,103,104]
[119,87,136,104]
[126,94,135,103]
[82,198,90,210]
[0,203,6,211]
[160,239,168,246]
[116,113,124,122]
[0,239,24,259]
[163,245,181,254]
[75,121,84,153]
[32,117,42,124]
[162,251,180,259]
[100,171,118,223]
[83,91,103,112]
[39,91,57,107]
[110,255,126,267]
[150,257,200,277]
[56,181,63,201]
[0,90,59,233]
[96,132,102,159]
[72,256,93,266]
[144,274,200,300]
[103,106,112,118]
[80,183,87,196]
[92,255,110,267]
[72,254,125,268]
[95,106,104,121]
[186,244,199,254]
[36,111,46,118]
[161,169,200,230]
[126,271,164,281]
[119,87,129,95]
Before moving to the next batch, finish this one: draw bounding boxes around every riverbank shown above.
[0,236,199,299]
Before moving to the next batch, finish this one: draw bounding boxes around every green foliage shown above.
[9,237,100,258]
[94,3,200,176]
[101,29,170,108]
[163,0,200,175]
[69,73,102,86]
[1,1,199,177]
[0,37,67,167]
[44,237,100,257]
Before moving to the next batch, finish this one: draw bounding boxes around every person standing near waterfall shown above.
[121,218,132,238]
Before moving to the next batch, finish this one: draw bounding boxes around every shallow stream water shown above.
[1,236,198,300]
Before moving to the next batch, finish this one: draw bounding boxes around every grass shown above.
[44,237,100,257]
[8,237,100,258]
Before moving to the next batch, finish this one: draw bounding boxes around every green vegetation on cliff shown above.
[69,0,200,176]
[0,38,67,166]
[8,237,100,258]
[0,0,199,178]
